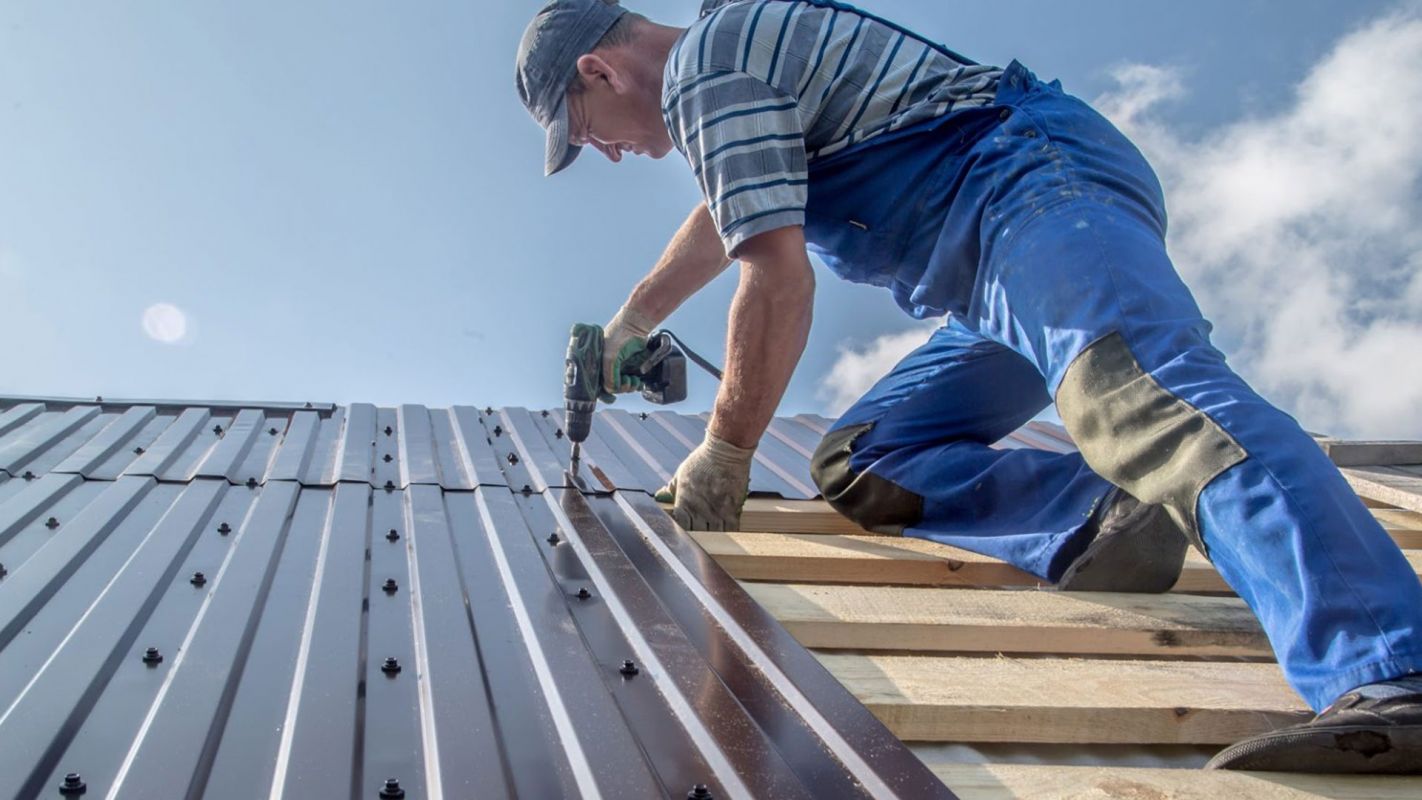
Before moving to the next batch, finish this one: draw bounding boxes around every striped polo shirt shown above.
[662,0,1002,255]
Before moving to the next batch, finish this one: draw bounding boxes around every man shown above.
[516,0,1422,773]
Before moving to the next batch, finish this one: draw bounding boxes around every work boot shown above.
[1207,679,1422,773]
[1055,488,1187,593]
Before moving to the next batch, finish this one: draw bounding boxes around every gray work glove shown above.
[655,432,755,531]
[602,306,656,396]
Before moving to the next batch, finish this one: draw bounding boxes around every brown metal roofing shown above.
[0,395,991,799]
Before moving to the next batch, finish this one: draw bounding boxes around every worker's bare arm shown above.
[709,225,815,449]
[624,203,733,324]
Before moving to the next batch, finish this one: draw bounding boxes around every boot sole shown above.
[1206,722,1422,774]
[1057,502,1187,593]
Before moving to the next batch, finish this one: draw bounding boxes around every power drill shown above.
[563,323,689,461]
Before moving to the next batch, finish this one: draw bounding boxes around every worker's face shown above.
[567,53,675,164]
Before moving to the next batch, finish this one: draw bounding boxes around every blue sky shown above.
[2,1,1416,435]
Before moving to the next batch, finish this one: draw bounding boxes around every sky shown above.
[2,1,1419,438]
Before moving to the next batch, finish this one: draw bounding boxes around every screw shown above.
[576,587,591,600]
[484,406,493,415]
[0,563,7,580]
[45,517,59,529]
[268,426,278,435]
[520,485,532,495]
[383,480,395,491]
[640,412,649,421]
[95,396,103,402]
[382,578,398,594]
[378,778,406,799]
[190,571,207,587]
[384,425,393,436]
[541,410,549,418]
[547,532,560,546]
[381,657,402,675]
[142,647,163,666]
[506,452,519,465]
[386,528,400,542]
[246,477,258,489]
[554,428,564,439]
[304,402,313,409]
[22,471,35,480]
[217,522,232,535]
[382,454,392,463]
[59,773,87,796]
[133,446,145,455]
[619,659,639,677]
[688,785,714,800]
[213,424,224,436]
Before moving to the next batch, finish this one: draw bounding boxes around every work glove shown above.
[655,432,755,531]
[602,306,656,397]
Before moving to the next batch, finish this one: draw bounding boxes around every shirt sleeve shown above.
[665,70,808,258]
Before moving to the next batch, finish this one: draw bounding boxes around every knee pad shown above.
[810,423,924,535]
[1055,332,1246,556]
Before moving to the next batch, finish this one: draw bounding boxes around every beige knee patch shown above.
[1055,332,1246,556]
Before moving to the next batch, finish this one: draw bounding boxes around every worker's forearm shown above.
[625,203,732,324]
[709,228,815,450]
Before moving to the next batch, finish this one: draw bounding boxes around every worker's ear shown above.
[574,52,628,94]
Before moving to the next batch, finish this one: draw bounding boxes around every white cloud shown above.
[818,324,936,415]
[820,7,1422,438]
[1094,6,1422,438]
[141,302,191,344]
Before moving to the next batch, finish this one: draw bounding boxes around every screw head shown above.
[576,587,591,600]
[268,427,278,435]
[484,406,494,415]
[383,480,395,491]
[382,454,393,463]
[619,659,639,677]
[506,452,520,465]
[0,563,7,580]
[59,772,87,795]
[640,412,649,421]
[142,646,163,665]
[213,424,223,436]
[381,657,402,675]
[688,785,714,800]
[246,477,258,489]
[45,517,60,529]
[22,470,35,481]
[190,572,207,586]
[554,428,564,439]
[547,532,560,546]
[378,777,406,799]
[541,409,550,418]
[520,485,532,495]
[493,425,503,437]
[382,578,398,594]
[386,528,400,542]
[384,425,393,436]
[133,446,145,455]
[217,522,232,535]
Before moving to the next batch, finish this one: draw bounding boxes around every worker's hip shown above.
[802,60,1169,320]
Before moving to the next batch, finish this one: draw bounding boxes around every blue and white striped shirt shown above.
[663,0,1001,255]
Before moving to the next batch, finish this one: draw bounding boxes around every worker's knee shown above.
[1055,332,1247,555]
[810,424,923,535]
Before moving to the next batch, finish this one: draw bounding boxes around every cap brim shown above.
[544,98,582,176]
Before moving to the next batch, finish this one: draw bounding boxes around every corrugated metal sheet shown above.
[0,396,1071,500]
[0,396,961,799]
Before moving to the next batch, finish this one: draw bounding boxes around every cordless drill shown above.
[563,323,688,461]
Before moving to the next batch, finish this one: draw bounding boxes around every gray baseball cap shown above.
[516,0,629,176]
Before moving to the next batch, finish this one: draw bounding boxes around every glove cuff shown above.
[607,305,656,340]
[702,431,757,466]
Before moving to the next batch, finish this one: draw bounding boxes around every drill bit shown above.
[570,442,582,462]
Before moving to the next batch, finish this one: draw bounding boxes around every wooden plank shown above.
[818,653,1309,744]
[915,760,1422,800]
[746,583,1270,658]
[1373,508,1422,549]
[1342,466,1422,514]
[1317,438,1422,468]
[698,531,1233,593]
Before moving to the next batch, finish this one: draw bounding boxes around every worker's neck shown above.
[639,24,685,95]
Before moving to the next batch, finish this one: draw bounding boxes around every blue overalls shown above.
[795,1,1422,712]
